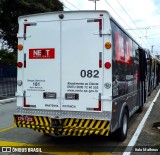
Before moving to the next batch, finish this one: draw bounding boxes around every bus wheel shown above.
[137,105,143,113]
[137,102,144,113]
[116,109,128,141]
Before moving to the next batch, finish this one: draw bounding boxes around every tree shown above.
[0,0,63,52]
[0,49,17,65]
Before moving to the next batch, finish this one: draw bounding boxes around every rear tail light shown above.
[17,62,23,68]
[105,62,111,69]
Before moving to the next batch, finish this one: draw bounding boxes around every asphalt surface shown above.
[0,101,117,155]
[0,102,15,131]
[0,87,160,155]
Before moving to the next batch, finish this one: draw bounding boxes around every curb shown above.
[0,97,16,105]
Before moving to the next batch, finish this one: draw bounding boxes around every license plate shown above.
[16,115,34,122]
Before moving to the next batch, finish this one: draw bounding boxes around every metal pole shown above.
[151,45,154,53]
[88,0,99,10]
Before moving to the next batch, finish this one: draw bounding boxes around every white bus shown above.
[14,11,152,141]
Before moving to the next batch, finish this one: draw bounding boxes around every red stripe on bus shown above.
[93,100,101,111]
[24,24,31,34]
[99,60,102,68]
[24,97,30,107]
[94,19,102,31]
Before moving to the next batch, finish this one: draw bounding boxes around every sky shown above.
[60,0,160,56]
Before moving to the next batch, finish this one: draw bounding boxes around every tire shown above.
[115,109,128,141]
[137,100,144,113]
[137,105,143,113]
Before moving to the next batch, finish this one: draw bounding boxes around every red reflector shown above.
[105,62,111,69]
[99,60,102,68]
[16,115,34,122]
[17,62,23,68]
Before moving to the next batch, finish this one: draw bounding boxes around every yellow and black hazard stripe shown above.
[14,115,110,136]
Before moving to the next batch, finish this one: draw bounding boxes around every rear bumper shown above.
[14,115,110,136]
[15,107,112,120]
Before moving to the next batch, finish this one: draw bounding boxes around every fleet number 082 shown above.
[80,70,99,78]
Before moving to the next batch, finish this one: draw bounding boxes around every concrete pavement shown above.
[0,97,16,105]
[130,88,160,155]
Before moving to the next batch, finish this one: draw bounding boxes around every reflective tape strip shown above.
[87,93,102,111]
[24,53,26,68]
[89,120,96,128]
[63,129,68,135]
[68,119,73,127]
[89,130,94,135]
[94,93,102,111]
[94,120,101,129]
[99,52,102,68]
[86,107,94,110]
[43,117,49,126]
[38,117,44,125]
[23,97,29,107]
[77,129,83,136]
[95,130,100,135]
[87,19,102,37]
[72,130,78,136]
[24,23,37,40]
[45,130,49,134]
[34,116,39,125]
[87,19,96,22]
[14,115,110,136]
[31,125,35,129]
[23,91,30,107]
[25,121,30,125]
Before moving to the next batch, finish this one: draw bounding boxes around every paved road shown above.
[0,87,159,155]
[0,102,114,155]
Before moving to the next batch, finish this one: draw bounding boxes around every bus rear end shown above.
[14,11,113,136]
